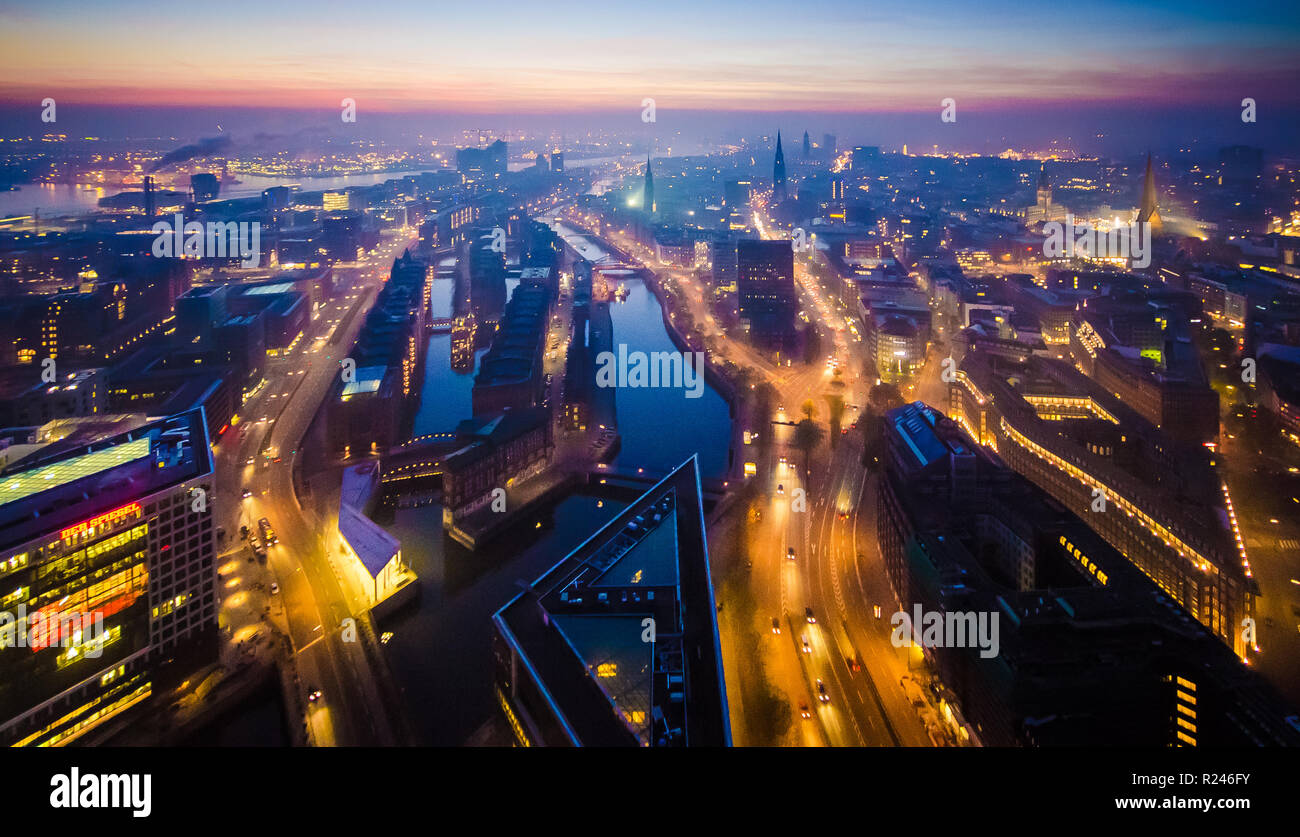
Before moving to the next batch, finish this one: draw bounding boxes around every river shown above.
[379,228,732,744]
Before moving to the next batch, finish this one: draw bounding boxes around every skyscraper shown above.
[643,155,655,215]
[0,410,218,747]
[802,130,811,158]
[773,132,787,202]
[1137,154,1162,233]
[737,239,796,342]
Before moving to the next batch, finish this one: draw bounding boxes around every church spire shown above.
[773,131,787,202]
[643,154,655,215]
[1137,153,1161,232]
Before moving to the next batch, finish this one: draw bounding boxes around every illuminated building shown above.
[1023,165,1068,226]
[336,462,416,619]
[450,311,477,374]
[877,401,1298,747]
[0,368,105,427]
[472,277,552,416]
[329,251,429,455]
[950,347,1254,657]
[1136,154,1162,233]
[0,409,216,746]
[1069,293,1219,445]
[441,407,553,519]
[492,456,730,746]
[322,191,350,212]
[736,239,796,343]
[870,312,927,383]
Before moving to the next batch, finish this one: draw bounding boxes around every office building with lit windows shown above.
[0,408,217,746]
[878,401,1298,747]
[949,346,1255,658]
[328,250,430,456]
[736,239,797,343]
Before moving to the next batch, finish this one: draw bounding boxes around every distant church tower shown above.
[1025,164,1065,225]
[643,155,655,215]
[773,131,788,202]
[1036,164,1052,210]
[1137,154,1162,232]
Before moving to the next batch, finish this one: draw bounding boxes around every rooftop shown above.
[493,456,730,746]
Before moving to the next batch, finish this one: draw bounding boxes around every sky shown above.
[1,0,1297,112]
[0,0,1297,153]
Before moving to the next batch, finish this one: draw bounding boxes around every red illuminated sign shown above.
[59,502,142,542]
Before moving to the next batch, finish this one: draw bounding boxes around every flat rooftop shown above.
[493,456,730,746]
[0,409,212,551]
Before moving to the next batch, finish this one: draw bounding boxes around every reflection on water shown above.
[607,279,731,479]
[384,256,732,744]
[379,493,625,745]
[0,169,437,218]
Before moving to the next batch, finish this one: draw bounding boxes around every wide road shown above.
[213,229,417,745]
[567,208,944,745]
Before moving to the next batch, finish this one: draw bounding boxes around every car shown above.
[874,604,882,619]
[816,680,830,703]
[246,456,256,466]
[801,636,811,653]
[269,582,280,595]
[777,484,784,495]
[258,517,277,545]
[242,488,253,498]
[837,509,848,520]
[847,655,862,672]
[778,455,787,469]
[799,702,811,719]
[805,606,816,623]
[786,547,796,561]
[307,687,322,703]
[771,617,781,634]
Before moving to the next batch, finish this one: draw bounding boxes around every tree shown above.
[802,326,822,365]
[800,399,817,421]
[825,393,846,446]
[793,418,824,479]
[860,410,885,472]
